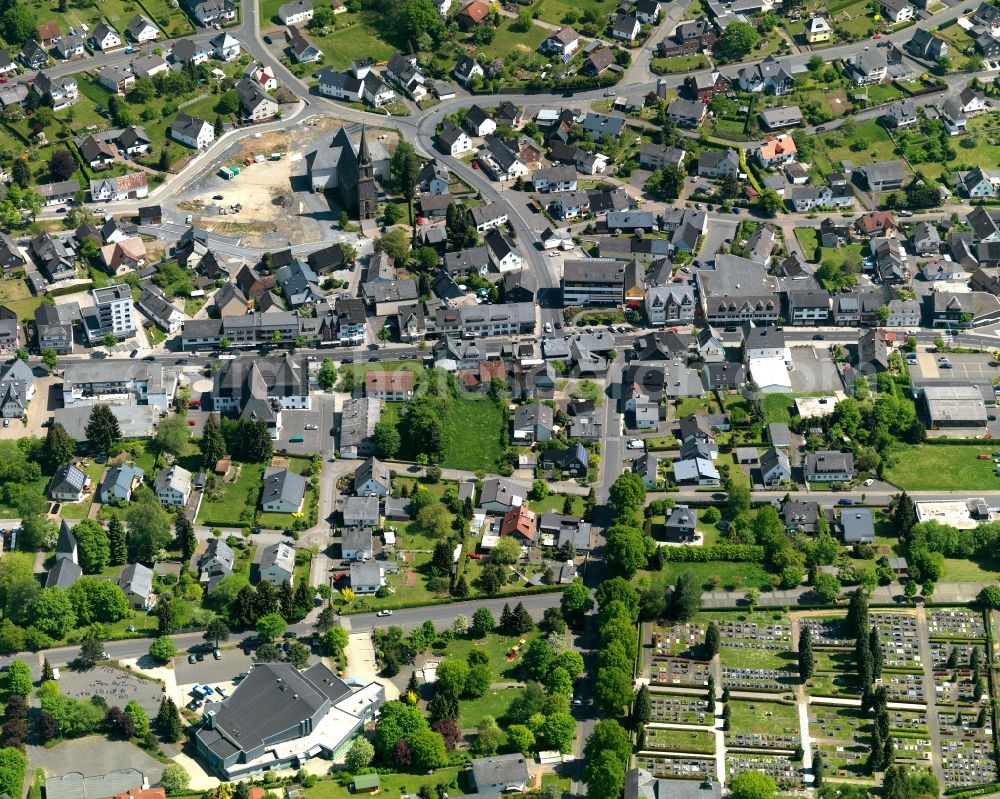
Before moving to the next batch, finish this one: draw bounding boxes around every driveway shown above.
[343,632,399,701]
[27,738,166,785]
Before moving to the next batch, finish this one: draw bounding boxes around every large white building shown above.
[84,284,136,344]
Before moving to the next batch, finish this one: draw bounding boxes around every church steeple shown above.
[358,125,372,166]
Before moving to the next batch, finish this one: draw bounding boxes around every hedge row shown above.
[659,544,766,563]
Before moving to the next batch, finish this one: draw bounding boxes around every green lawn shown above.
[475,17,550,60]
[816,119,900,177]
[647,727,716,754]
[197,462,263,526]
[527,494,585,516]
[884,444,1000,491]
[942,557,1000,582]
[634,561,772,593]
[795,228,821,262]
[303,17,398,70]
[762,394,796,425]
[725,700,799,737]
[534,0,621,26]
[458,687,522,729]
[0,279,45,322]
[436,629,543,681]
[651,54,710,74]
[305,768,464,799]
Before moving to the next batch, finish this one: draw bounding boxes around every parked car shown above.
[213,649,222,660]
[838,498,855,505]
[305,424,318,430]
[376,609,393,617]
[626,439,644,450]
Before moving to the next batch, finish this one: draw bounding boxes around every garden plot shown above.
[809,706,875,776]
[871,612,921,671]
[725,700,800,750]
[651,622,705,657]
[728,754,804,789]
[645,728,717,755]
[635,754,715,780]
[650,656,711,687]
[928,610,986,639]
[650,692,713,725]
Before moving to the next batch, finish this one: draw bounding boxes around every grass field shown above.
[197,462,263,526]
[720,643,794,673]
[475,17,550,60]
[458,687,522,729]
[0,279,45,321]
[635,561,772,593]
[726,700,799,736]
[303,17,398,70]
[884,444,1000,491]
[763,394,796,425]
[651,54,710,74]
[437,629,543,682]
[441,397,505,472]
[817,119,899,175]
[942,557,1000,582]
[528,494,586,516]
[533,0,621,26]
[305,768,464,799]
[795,228,821,262]
[647,727,717,754]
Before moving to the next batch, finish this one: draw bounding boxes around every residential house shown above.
[879,0,914,23]
[842,508,875,543]
[956,166,1000,199]
[0,359,32,417]
[126,14,159,42]
[471,753,528,794]
[364,370,415,401]
[846,48,888,85]
[288,26,322,63]
[634,452,660,489]
[512,402,554,442]
[259,542,295,586]
[260,467,306,514]
[117,563,155,610]
[341,527,373,562]
[611,13,640,40]
[211,32,241,61]
[456,0,491,30]
[154,464,191,507]
[49,463,88,501]
[882,98,917,128]
[736,55,794,95]
[541,26,580,57]
[33,72,78,110]
[500,505,537,544]
[907,28,948,60]
[90,173,149,202]
[343,495,380,530]
[806,15,832,43]
[484,228,522,272]
[171,112,215,149]
[354,457,391,496]
[464,105,495,138]
[585,46,615,75]
[90,22,122,51]
[760,446,791,486]
[350,561,385,593]
[479,477,524,513]
[755,134,797,169]
[667,98,707,128]
[663,505,697,541]
[97,463,144,504]
[437,120,473,156]
[54,34,86,59]
[453,55,483,86]
[758,105,803,130]
[697,148,740,178]
[804,451,856,482]
[645,285,695,325]
[278,0,313,24]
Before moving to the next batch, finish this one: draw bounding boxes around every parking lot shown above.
[790,346,844,393]
[912,351,1000,387]
[173,646,255,687]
